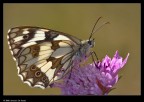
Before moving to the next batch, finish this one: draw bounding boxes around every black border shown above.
[2,0,142,101]
[1,0,143,3]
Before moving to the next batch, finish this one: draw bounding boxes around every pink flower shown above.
[52,51,129,95]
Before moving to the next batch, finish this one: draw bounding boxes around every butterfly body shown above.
[7,26,94,89]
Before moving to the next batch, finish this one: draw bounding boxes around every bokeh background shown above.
[3,3,140,95]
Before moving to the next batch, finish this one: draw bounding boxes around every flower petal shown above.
[52,51,129,95]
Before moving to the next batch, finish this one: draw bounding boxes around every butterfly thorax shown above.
[76,39,95,58]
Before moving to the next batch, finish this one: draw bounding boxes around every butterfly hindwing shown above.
[7,26,81,89]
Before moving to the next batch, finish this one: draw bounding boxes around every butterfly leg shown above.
[90,51,99,68]
[91,51,98,60]
[65,60,74,85]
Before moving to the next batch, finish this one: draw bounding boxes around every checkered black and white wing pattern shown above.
[7,26,82,89]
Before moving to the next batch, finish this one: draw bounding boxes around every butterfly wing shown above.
[7,26,81,89]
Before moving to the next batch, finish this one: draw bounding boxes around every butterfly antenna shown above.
[89,17,103,40]
[89,17,110,40]
[92,22,110,37]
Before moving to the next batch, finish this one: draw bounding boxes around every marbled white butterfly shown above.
[7,17,109,89]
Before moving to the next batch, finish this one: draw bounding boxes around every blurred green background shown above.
[4,3,140,95]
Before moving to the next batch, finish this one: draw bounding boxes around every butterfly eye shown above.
[35,71,42,77]
[88,41,92,45]
[23,35,29,39]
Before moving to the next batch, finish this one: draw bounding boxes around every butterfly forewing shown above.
[7,26,82,89]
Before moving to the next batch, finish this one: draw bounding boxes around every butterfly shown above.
[7,17,109,89]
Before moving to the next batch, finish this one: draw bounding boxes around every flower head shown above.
[52,51,129,95]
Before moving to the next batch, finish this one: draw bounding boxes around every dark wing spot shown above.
[41,76,48,82]
[31,45,40,57]
[45,31,59,41]
[30,65,37,70]
[35,71,42,77]
[23,35,29,39]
